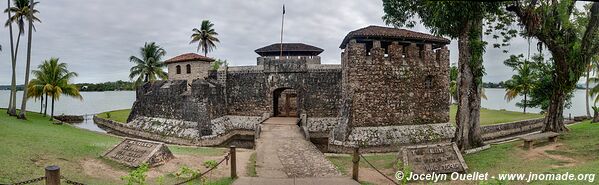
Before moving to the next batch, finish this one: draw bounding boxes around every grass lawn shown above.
[326,121,599,185]
[449,104,544,125]
[0,109,229,185]
[96,109,131,123]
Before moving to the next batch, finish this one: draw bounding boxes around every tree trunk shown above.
[9,31,22,116]
[50,97,54,121]
[524,93,527,114]
[454,30,471,150]
[39,95,43,114]
[17,6,34,120]
[586,66,591,117]
[43,93,48,117]
[543,88,568,132]
[6,0,17,116]
[453,19,485,150]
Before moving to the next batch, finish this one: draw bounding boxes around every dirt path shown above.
[521,143,579,168]
[255,117,340,178]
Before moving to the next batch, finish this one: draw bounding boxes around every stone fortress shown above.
[125,25,455,152]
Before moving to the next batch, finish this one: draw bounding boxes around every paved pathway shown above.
[232,117,358,185]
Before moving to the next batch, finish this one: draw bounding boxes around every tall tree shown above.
[190,20,220,57]
[129,42,168,86]
[17,0,40,119]
[5,0,14,116]
[383,1,513,150]
[507,1,599,132]
[504,55,535,113]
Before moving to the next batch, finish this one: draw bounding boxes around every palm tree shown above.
[129,42,168,87]
[28,58,81,120]
[4,0,21,116]
[504,62,534,113]
[585,56,598,117]
[190,20,219,56]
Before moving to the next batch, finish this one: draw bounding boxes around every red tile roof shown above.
[255,43,324,56]
[340,25,450,48]
[165,53,215,63]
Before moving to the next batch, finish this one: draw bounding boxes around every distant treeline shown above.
[483,82,506,88]
[75,80,135,91]
[0,85,24,91]
[483,81,586,89]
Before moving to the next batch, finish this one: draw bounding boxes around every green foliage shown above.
[129,42,168,87]
[5,0,41,34]
[210,59,228,70]
[190,20,220,56]
[105,112,111,119]
[121,163,149,185]
[203,160,218,169]
[175,165,199,178]
[28,58,81,101]
[449,64,458,103]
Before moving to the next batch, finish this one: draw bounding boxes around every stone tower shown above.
[330,26,455,152]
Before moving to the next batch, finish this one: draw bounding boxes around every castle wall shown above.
[330,39,453,152]
[341,40,450,128]
[127,79,225,136]
[225,68,269,116]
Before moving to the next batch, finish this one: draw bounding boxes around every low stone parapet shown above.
[328,123,456,153]
[94,115,258,147]
[480,118,544,141]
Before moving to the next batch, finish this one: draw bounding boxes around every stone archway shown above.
[272,88,298,117]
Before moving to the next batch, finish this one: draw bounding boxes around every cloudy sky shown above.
[0,0,544,84]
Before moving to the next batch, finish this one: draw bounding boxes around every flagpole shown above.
[280,4,285,59]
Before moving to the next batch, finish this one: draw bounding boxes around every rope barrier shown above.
[1,176,45,185]
[173,152,231,185]
[359,154,400,185]
[61,175,85,185]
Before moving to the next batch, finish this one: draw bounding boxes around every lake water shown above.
[0,90,135,133]
[0,89,593,132]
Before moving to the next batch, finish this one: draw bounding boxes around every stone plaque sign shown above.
[402,142,468,174]
[103,138,174,167]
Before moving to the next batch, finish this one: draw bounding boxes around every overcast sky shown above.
[0,0,550,84]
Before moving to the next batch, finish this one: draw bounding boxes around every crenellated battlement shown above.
[342,39,449,69]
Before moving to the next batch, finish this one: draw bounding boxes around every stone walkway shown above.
[232,117,358,185]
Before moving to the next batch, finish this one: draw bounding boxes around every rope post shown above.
[45,165,60,185]
[352,147,359,181]
[230,145,237,179]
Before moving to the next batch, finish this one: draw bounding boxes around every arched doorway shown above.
[272,88,298,117]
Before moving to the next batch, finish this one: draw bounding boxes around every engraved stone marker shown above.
[402,142,468,174]
[103,138,174,167]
